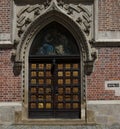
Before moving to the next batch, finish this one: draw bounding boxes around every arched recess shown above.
[17,10,90,61]
[12,1,97,121]
[13,10,96,75]
[29,21,82,119]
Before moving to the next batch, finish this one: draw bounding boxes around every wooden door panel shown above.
[29,60,81,118]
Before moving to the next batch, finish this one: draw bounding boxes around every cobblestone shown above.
[0,125,120,129]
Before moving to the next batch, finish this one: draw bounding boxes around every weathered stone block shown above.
[87,110,95,123]
[0,107,14,124]
[87,102,120,125]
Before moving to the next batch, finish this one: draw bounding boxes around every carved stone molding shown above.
[16,0,92,39]
[13,61,22,76]
[12,0,97,76]
[11,0,97,121]
[57,2,92,37]
[84,61,94,75]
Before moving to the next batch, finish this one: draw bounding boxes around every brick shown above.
[98,0,120,31]
[87,48,120,100]
[0,0,11,33]
[0,49,21,101]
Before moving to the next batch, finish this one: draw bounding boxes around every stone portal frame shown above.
[12,0,97,123]
[13,0,97,76]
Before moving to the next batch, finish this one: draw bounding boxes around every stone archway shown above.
[28,21,82,118]
[12,0,97,122]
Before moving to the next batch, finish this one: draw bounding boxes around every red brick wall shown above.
[88,0,120,100]
[87,48,120,100]
[98,0,120,31]
[0,48,120,102]
[0,0,11,33]
[0,49,21,101]
[0,0,120,102]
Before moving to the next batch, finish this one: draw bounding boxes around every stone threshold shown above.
[0,124,120,129]
[17,119,96,125]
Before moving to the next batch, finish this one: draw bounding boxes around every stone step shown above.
[0,125,120,129]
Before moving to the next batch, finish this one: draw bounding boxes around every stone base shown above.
[0,102,22,125]
[87,101,120,125]
[0,101,120,126]
[0,124,120,129]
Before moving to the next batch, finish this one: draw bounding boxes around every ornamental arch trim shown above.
[12,0,97,121]
[18,11,90,61]
[12,1,97,75]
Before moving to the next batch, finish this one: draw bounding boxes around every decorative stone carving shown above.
[11,50,16,62]
[15,0,92,41]
[84,61,94,75]
[13,39,19,49]
[18,28,24,37]
[90,39,97,61]
[34,9,40,16]
[16,4,45,38]
[25,18,32,25]
[13,0,96,76]
[13,61,22,76]
[44,0,51,8]
[57,0,64,7]
[57,2,92,37]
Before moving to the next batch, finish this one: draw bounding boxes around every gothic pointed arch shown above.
[11,0,97,121]
[12,0,97,76]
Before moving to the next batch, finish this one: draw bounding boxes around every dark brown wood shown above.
[29,57,81,118]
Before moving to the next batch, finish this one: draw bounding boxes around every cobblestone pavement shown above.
[0,125,120,129]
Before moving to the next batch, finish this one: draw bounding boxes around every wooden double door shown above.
[29,57,81,118]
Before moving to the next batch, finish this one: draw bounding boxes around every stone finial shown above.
[13,61,22,76]
[84,61,94,75]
